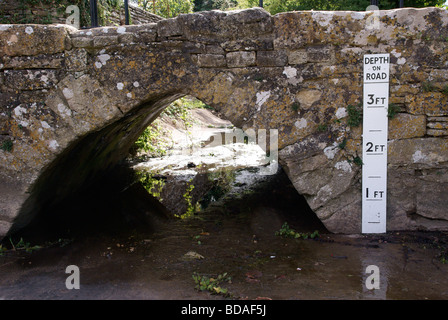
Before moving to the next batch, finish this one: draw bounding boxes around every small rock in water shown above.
[182,251,204,261]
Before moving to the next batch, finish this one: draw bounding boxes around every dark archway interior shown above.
[6,93,183,240]
[6,95,327,243]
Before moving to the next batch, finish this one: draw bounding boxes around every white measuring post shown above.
[362,54,390,234]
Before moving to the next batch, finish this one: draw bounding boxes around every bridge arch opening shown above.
[8,93,326,242]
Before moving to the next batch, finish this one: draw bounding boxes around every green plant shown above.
[9,237,41,253]
[134,120,168,157]
[181,180,199,218]
[192,272,231,296]
[338,138,347,150]
[275,222,319,239]
[346,103,362,127]
[138,171,165,200]
[317,124,328,132]
[352,155,363,166]
[0,244,6,256]
[1,139,13,152]
[291,103,300,112]
[422,81,437,92]
[387,103,401,119]
[193,234,202,245]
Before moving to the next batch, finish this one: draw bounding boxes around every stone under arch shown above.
[1,7,448,238]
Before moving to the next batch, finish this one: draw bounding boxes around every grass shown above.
[275,222,319,240]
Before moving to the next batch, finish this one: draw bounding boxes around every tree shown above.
[138,0,194,18]
[193,0,238,11]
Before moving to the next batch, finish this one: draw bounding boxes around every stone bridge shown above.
[1,7,448,238]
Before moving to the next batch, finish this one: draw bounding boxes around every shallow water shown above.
[1,194,447,300]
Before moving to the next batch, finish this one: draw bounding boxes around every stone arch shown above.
[1,7,448,238]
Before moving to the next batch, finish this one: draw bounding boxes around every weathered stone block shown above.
[295,90,322,110]
[430,69,448,81]
[391,84,420,97]
[287,50,307,64]
[222,38,273,52]
[93,36,119,48]
[160,40,184,49]
[407,92,448,116]
[417,182,448,220]
[179,8,272,42]
[118,33,137,44]
[256,50,287,67]
[306,45,332,62]
[4,69,59,90]
[183,42,205,54]
[388,138,448,167]
[226,51,256,68]
[388,113,426,139]
[428,116,448,122]
[0,24,71,56]
[426,117,448,136]
[197,54,226,68]
[427,121,448,129]
[71,37,93,48]
[157,18,182,38]
[2,53,64,70]
[65,49,88,72]
[427,129,448,136]
[137,27,158,43]
[205,45,225,55]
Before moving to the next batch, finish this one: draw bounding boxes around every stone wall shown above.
[0,7,447,238]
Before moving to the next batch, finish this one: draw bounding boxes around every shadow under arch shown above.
[7,92,186,240]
